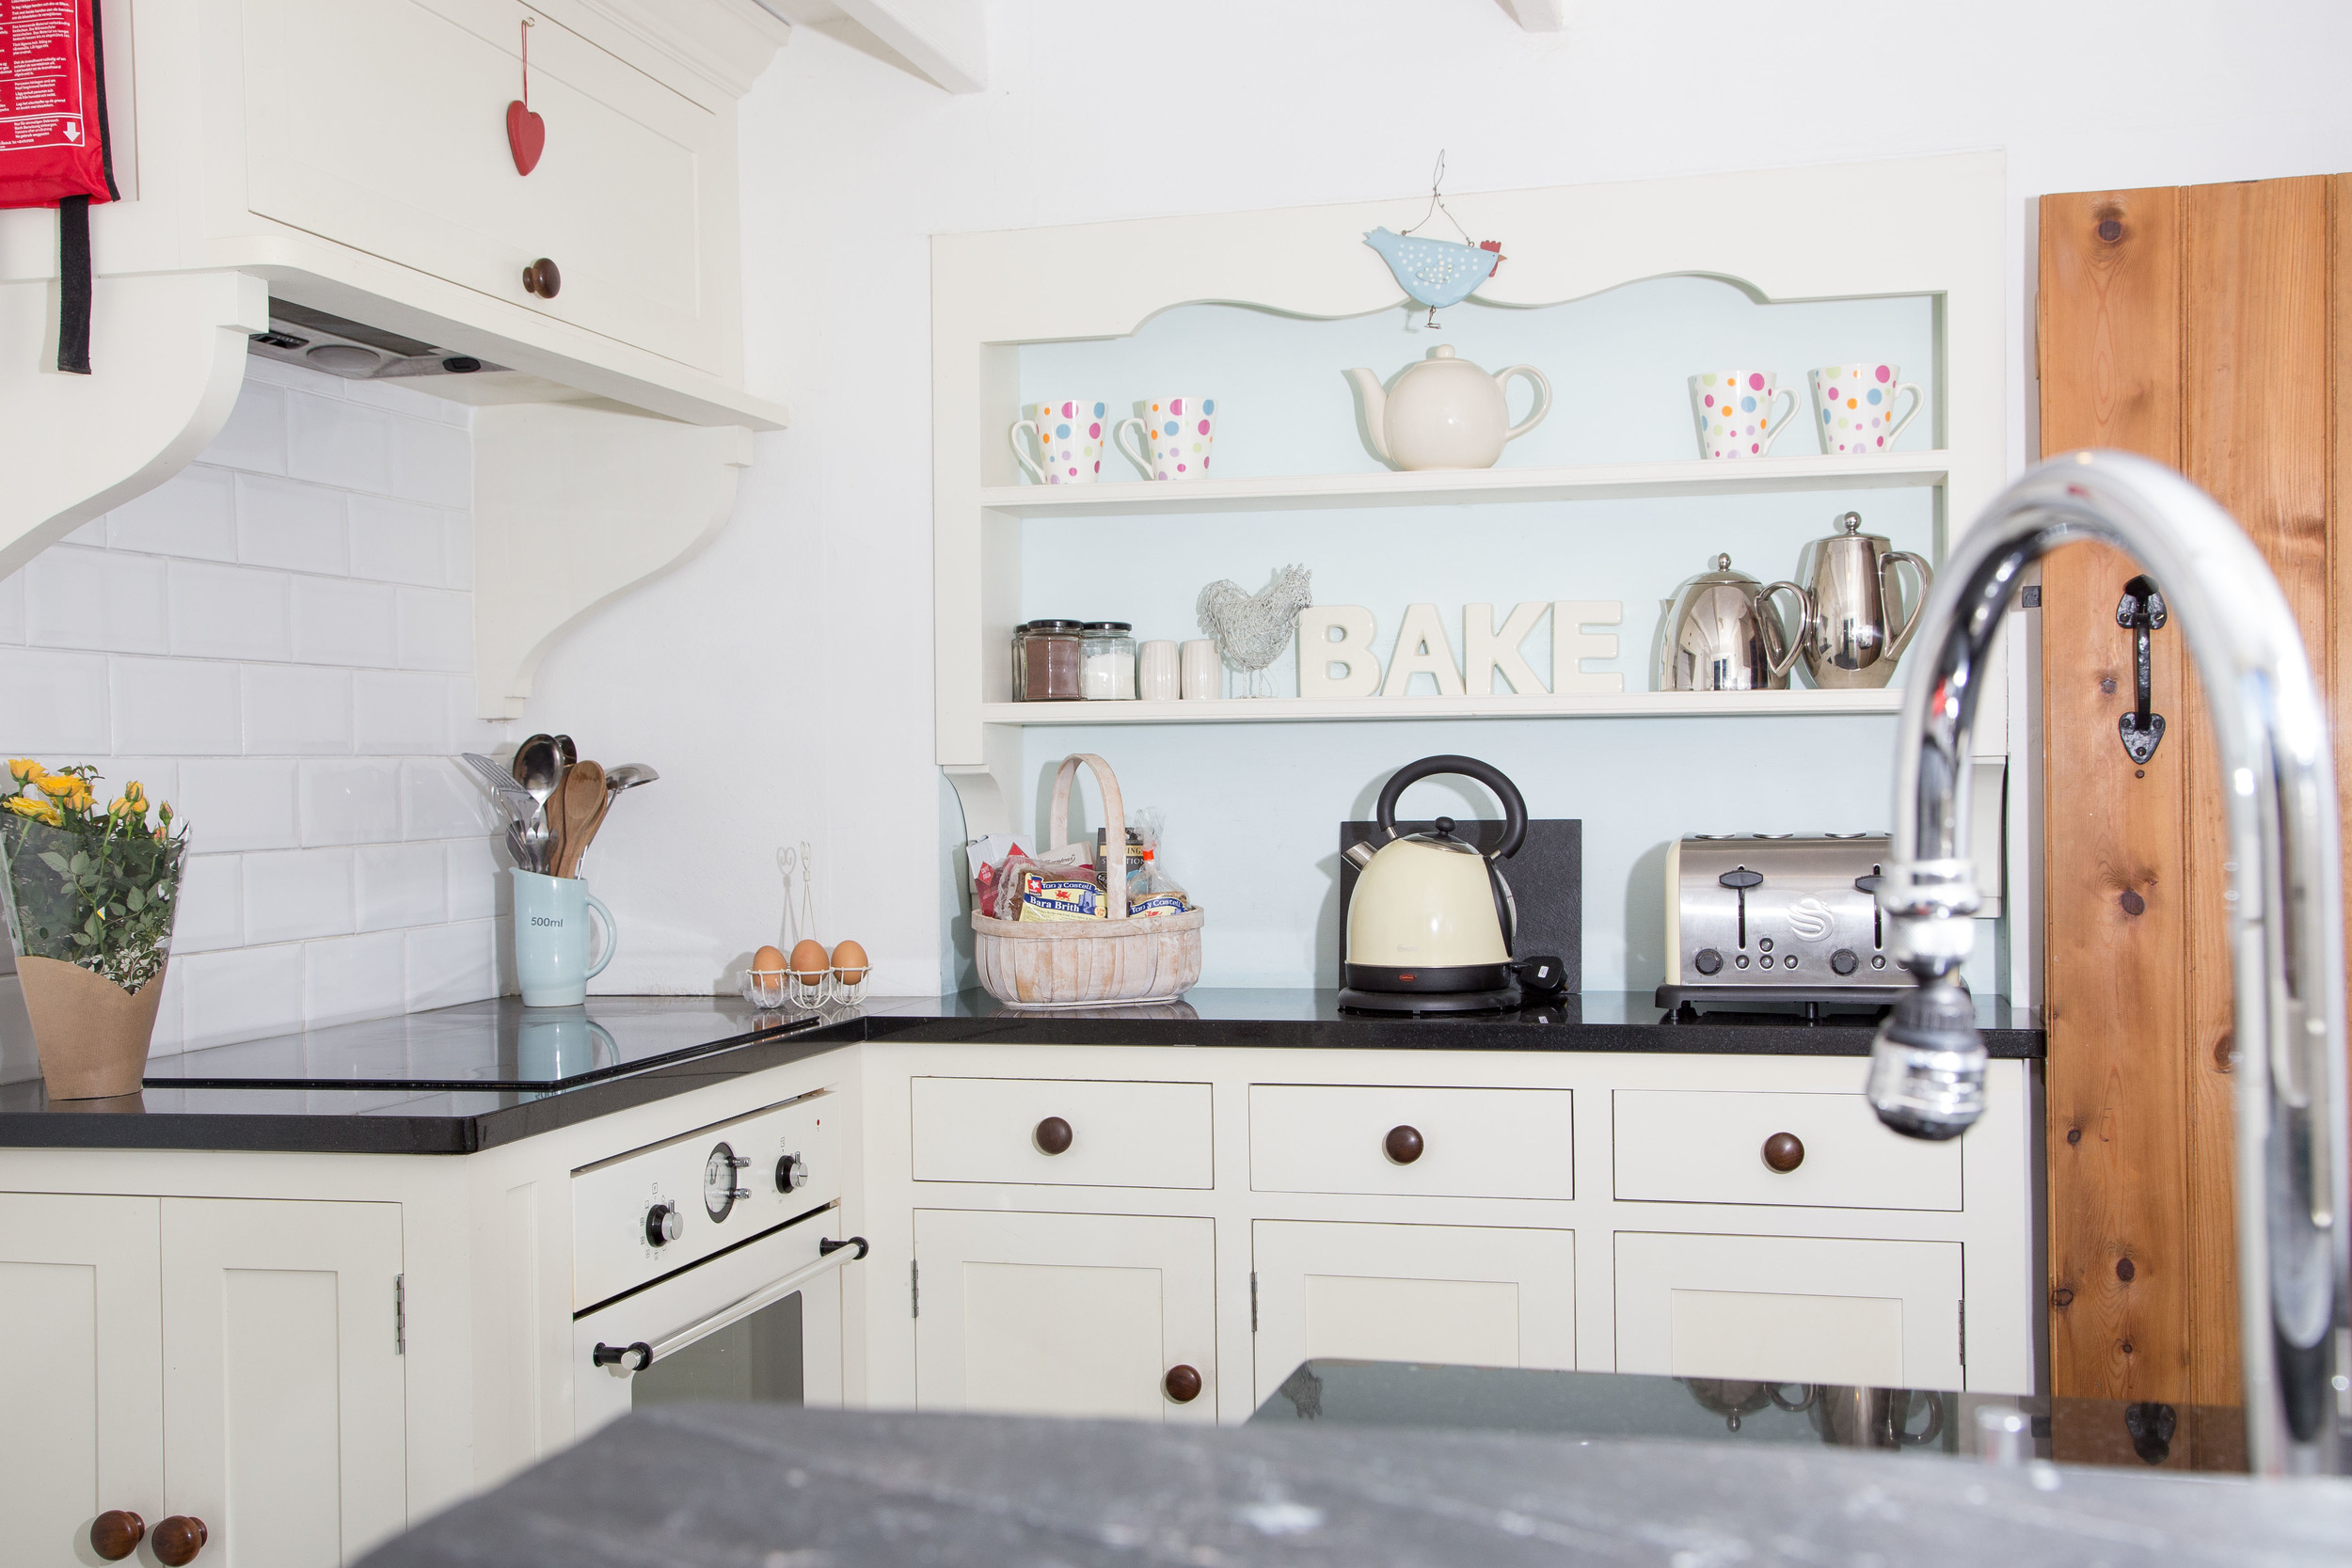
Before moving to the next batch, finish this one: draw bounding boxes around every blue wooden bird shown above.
[1364,227,1503,321]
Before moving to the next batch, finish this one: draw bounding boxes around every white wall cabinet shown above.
[913,1209,1217,1423]
[1250,1219,1576,1408]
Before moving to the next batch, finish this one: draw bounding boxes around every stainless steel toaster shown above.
[1660,834,1905,1008]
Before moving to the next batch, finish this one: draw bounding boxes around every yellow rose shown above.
[4,796,61,827]
[109,797,135,816]
[34,773,77,798]
[7,759,38,784]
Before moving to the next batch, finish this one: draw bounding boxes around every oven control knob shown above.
[645,1202,683,1247]
[776,1153,808,1193]
[1831,948,1859,975]
[1693,948,1723,976]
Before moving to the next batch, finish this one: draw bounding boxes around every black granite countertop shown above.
[356,1402,2351,1568]
[0,989,2041,1155]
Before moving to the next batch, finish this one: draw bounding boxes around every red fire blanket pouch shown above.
[0,0,119,373]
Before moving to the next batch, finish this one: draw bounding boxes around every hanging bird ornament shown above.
[1365,152,1504,326]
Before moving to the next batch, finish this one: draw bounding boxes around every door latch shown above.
[2116,575,2167,763]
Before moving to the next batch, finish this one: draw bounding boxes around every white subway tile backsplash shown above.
[93,757,181,808]
[406,919,497,1011]
[287,391,395,494]
[290,576,399,667]
[490,913,517,997]
[446,679,506,756]
[358,841,449,932]
[242,665,355,754]
[349,495,451,586]
[342,377,458,421]
[25,546,169,654]
[111,657,241,755]
[304,930,407,1028]
[145,963,185,1058]
[446,834,503,921]
[242,847,356,944]
[167,562,294,661]
[402,756,494,839]
[0,568,25,642]
[175,759,297,851]
[238,355,341,395]
[205,383,289,475]
[236,474,350,575]
[0,648,112,752]
[63,515,108,546]
[107,466,239,561]
[442,515,475,590]
[398,588,471,673]
[173,853,245,954]
[298,758,403,846]
[179,943,306,1048]
[356,672,452,754]
[390,416,471,508]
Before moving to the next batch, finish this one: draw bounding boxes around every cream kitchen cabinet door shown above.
[0,1194,166,1564]
[161,1198,409,1567]
[1251,1220,1577,1409]
[914,1210,1216,1423]
[1614,1232,1964,1389]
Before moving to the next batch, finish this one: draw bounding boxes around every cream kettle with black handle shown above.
[1338,754,1530,1013]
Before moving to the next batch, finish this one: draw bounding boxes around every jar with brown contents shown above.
[1014,619,1084,701]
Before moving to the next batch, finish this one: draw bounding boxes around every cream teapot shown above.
[1344,345,1551,470]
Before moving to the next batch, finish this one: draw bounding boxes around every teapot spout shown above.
[1343,367,1392,466]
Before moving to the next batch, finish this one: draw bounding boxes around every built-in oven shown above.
[569,1088,865,1439]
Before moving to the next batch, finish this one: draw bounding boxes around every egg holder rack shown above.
[741,967,869,1010]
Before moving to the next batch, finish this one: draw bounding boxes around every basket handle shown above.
[1047,752,1129,920]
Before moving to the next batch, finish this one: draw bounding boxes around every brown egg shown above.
[753,945,787,974]
[831,940,869,982]
[788,939,830,979]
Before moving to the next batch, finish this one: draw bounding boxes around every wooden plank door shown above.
[2038,174,2344,1466]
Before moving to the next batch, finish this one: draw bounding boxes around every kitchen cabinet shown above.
[1613,1232,1965,1389]
[912,1077,1214,1189]
[1613,1090,1962,1211]
[0,1193,404,1565]
[1250,1220,1576,1407]
[1249,1085,1573,1200]
[913,1209,1218,1423]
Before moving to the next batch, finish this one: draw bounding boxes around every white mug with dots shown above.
[1115,395,1216,481]
[1809,363,1924,455]
[1689,371,1797,460]
[1011,399,1108,484]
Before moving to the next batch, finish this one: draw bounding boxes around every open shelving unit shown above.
[984,689,1906,725]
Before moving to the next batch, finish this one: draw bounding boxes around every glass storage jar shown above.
[1015,620,1084,702]
[1080,623,1137,699]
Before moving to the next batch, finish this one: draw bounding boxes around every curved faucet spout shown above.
[1869,448,2348,1475]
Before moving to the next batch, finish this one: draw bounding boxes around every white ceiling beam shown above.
[1496,0,1566,30]
[755,0,986,93]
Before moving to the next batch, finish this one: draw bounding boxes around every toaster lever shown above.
[1718,868,1763,889]
[1853,873,1883,893]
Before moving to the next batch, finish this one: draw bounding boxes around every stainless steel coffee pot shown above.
[1795,511,1933,689]
[1657,554,1811,691]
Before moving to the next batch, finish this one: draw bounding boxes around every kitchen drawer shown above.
[912,1078,1213,1189]
[1613,1090,1960,1211]
[1248,1085,1573,1200]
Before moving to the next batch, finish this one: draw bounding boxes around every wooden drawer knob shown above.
[1034,1116,1073,1155]
[1384,1124,1424,1164]
[1164,1363,1202,1402]
[522,257,562,298]
[1762,1132,1804,1173]
[153,1515,209,1566]
[90,1511,144,1560]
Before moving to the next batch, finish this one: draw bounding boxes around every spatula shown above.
[553,760,606,879]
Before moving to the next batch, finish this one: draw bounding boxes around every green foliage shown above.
[1,763,186,993]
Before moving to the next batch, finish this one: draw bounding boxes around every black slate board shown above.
[1339,817,1581,990]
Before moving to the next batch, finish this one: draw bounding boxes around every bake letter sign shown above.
[1296,602,1623,699]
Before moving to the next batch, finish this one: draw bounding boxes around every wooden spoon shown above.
[554,760,605,878]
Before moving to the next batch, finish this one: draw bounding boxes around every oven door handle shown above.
[592,1235,868,1376]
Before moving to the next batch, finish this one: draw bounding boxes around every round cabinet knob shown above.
[90,1511,145,1560]
[776,1153,808,1193]
[645,1202,683,1246]
[1830,948,1859,976]
[1693,948,1724,976]
[522,257,562,298]
[1164,1364,1202,1403]
[1034,1116,1073,1155]
[1762,1132,1805,1173]
[1384,1125,1424,1164]
[153,1515,209,1566]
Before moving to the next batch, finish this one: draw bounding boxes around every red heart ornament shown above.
[506,100,545,176]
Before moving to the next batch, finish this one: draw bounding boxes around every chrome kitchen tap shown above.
[1866,449,2349,1476]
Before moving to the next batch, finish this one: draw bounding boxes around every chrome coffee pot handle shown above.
[1877,549,1935,660]
[1757,580,1814,679]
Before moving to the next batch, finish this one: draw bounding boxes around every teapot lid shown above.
[1692,552,1758,586]
[1839,511,1864,535]
[1424,344,1458,361]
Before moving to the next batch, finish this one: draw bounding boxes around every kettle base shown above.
[1339,983,1523,1015]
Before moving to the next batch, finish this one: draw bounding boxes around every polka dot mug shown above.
[1809,364,1924,455]
[1114,396,1216,481]
[1010,399,1108,484]
[1689,371,1797,460]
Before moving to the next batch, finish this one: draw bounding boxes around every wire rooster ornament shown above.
[1198,564,1312,698]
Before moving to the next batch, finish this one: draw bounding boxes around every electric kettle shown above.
[1339,755,1529,1013]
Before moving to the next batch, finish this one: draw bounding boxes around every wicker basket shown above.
[972,752,1204,1008]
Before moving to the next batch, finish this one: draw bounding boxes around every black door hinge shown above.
[395,1275,406,1355]
[1250,1271,1258,1333]
[911,1259,920,1320]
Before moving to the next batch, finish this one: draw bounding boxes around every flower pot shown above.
[14,955,167,1099]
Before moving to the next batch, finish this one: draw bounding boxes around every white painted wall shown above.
[511,0,2352,999]
[0,358,501,1075]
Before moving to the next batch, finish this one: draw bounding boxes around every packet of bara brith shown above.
[1017,864,1104,920]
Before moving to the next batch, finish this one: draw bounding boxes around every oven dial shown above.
[705,1141,754,1222]
[645,1202,683,1247]
[776,1153,808,1194]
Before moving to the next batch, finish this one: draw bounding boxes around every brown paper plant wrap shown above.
[0,761,187,1099]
